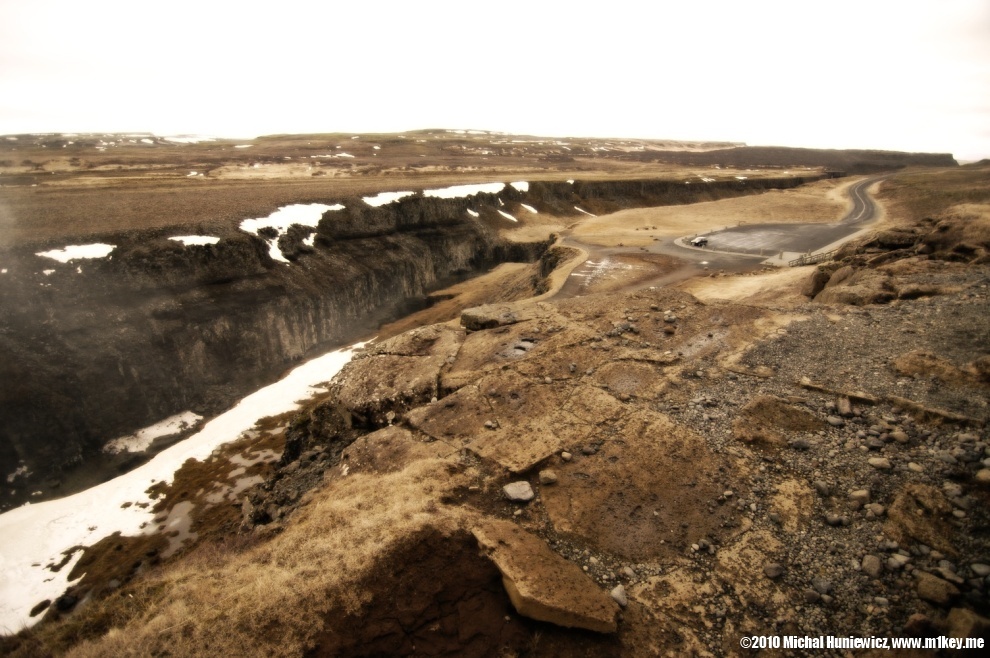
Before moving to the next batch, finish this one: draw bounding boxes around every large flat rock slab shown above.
[472,519,619,633]
[541,408,739,561]
[334,325,464,426]
[409,370,591,473]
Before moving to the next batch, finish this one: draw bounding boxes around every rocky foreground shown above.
[8,182,990,656]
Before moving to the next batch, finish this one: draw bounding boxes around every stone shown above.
[887,554,911,570]
[903,613,934,636]
[849,489,871,508]
[915,571,961,606]
[825,513,847,527]
[539,469,558,485]
[890,430,909,443]
[975,469,990,485]
[763,563,785,579]
[814,480,831,496]
[837,396,853,417]
[473,520,619,633]
[868,457,892,470]
[865,503,885,517]
[560,451,573,462]
[503,481,535,502]
[946,607,990,639]
[610,584,628,608]
[827,415,845,427]
[621,566,636,579]
[811,577,832,595]
[862,554,883,579]
[970,563,990,577]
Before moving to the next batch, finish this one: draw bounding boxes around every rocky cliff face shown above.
[0,176,818,507]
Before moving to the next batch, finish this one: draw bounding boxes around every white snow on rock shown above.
[240,203,343,264]
[574,206,597,217]
[520,203,538,214]
[303,233,316,247]
[567,179,575,184]
[362,191,414,207]
[187,171,198,177]
[466,209,480,218]
[735,176,748,180]
[497,210,518,222]
[103,412,204,454]
[423,182,505,199]
[140,138,154,144]
[234,144,253,149]
[0,341,366,631]
[510,181,529,192]
[169,236,220,246]
[36,243,115,263]
[42,270,54,276]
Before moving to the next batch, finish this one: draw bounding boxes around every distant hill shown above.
[631,145,958,173]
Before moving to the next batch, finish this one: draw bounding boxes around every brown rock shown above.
[946,607,990,639]
[915,571,960,607]
[473,520,619,633]
[862,554,883,579]
[886,484,956,555]
[335,325,465,426]
[732,395,823,448]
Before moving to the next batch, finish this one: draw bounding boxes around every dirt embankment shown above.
[16,170,990,656]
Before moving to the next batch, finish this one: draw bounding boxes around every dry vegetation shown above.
[2,141,985,656]
[1,131,802,248]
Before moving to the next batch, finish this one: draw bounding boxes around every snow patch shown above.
[362,191,414,207]
[240,203,343,264]
[0,341,366,631]
[520,203,538,214]
[510,181,529,192]
[466,209,480,218]
[574,206,597,217]
[303,233,315,247]
[36,243,115,263]
[103,412,204,454]
[423,182,505,199]
[169,236,220,246]
[234,144,253,148]
[497,210,518,222]
[6,465,29,484]
[735,176,748,180]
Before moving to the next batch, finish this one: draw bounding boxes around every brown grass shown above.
[58,457,472,658]
[878,164,990,225]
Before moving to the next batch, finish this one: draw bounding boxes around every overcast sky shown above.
[1,0,988,160]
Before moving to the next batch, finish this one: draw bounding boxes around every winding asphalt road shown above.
[553,175,888,299]
[682,174,888,258]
